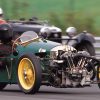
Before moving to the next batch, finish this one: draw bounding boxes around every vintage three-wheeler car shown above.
[0,23,100,94]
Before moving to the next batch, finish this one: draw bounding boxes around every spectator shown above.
[0,8,6,24]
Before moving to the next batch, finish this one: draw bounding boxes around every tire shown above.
[0,83,7,90]
[75,42,95,56]
[17,53,42,94]
[97,66,100,88]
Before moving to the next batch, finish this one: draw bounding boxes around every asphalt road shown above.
[0,84,100,100]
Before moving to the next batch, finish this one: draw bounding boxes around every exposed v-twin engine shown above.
[50,51,94,88]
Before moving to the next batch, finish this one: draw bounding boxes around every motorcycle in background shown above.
[64,27,95,56]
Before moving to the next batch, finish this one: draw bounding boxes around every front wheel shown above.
[17,53,42,94]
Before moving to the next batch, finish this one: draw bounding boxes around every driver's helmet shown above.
[0,23,13,44]
[66,27,77,37]
[39,27,51,39]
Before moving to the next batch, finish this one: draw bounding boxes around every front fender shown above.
[67,33,95,47]
[76,33,95,43]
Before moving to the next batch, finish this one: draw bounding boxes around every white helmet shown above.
[40,27,50,34]
[39,27,51,38]
[0,8,3,15]
[66,27,77,37]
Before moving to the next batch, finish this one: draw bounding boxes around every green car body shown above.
[0,35,60,83]
[0,31,100,94]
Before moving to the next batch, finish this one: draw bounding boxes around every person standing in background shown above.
[0,8,6,24]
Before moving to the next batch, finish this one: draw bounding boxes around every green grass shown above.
[0,0,100,35]
[0,0,99,18]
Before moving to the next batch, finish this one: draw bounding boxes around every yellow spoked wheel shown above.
[97,66,100,88]
[18,58,35,90]
[17,54,41,94]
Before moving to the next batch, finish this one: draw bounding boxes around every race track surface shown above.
[0,84,100,100]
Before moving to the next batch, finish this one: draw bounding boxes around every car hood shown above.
[18,39,61,54]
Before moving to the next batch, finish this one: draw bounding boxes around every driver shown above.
[0,23,13,56]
